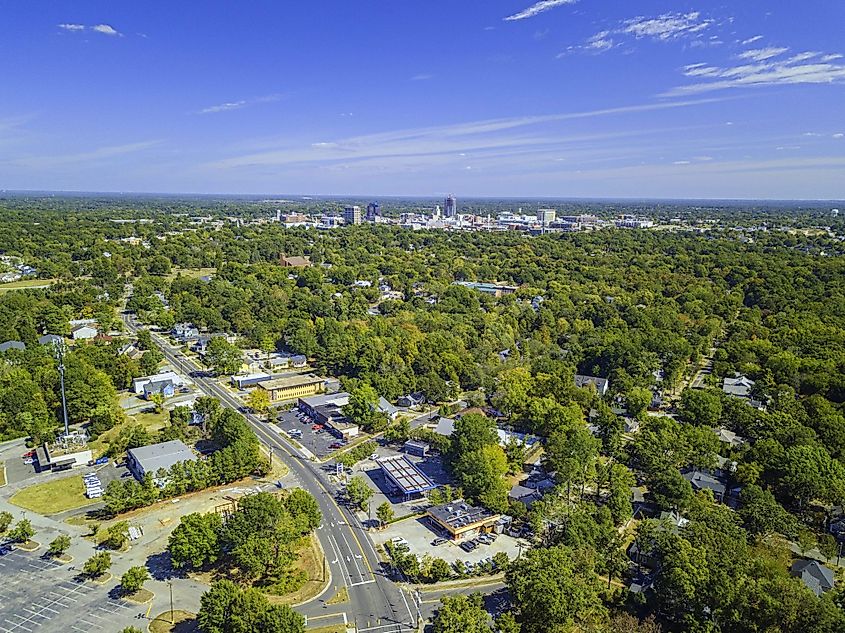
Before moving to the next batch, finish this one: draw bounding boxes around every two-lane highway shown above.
[121,313,418,631]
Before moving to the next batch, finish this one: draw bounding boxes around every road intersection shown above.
[121,312,421,631]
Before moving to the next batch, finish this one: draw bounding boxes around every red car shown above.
[21,450,35,459]
[329,442,344,449]
[311,424,324,430]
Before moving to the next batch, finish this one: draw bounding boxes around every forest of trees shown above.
[1,198,845,631]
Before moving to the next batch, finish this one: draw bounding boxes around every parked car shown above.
[329,442,344,449]
[21,450,35,459]
[370,453,379,461]
[23,458,34,465]
[390,536,409,547]
[0,544,14,555]
[94,456,109,465]
[460,540,477,553]
[311,424,324,430]
[431,538,447,546]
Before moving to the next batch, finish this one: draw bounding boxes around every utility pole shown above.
[168,580,174,624]
[53,340,70,438]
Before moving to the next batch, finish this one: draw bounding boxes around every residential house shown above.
[0,340,26,352]
[397,392,424,408]
[714,427,747,448]
[509,484,542,508]
[71,324,98,340]
[722,374,755,398]
[377,396,400,420]
[574,374,610,396]
[281,255,312,268]
[682,469,727,502]
[38,334,63,346]
[172,322,199,343]
[143,379,175,400]
[132,371,186,395]
[291,354,307,368]
[791,560,835,596]
[659,510,690,528]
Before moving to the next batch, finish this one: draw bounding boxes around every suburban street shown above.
[121,313,422,632]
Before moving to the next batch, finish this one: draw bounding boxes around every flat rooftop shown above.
[301,392,350,408]
[260,374,325,390]
[378,455,436,495]
[428,500,497,530]
[128,440,196,473]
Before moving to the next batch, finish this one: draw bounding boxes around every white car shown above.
[370,453,379,461]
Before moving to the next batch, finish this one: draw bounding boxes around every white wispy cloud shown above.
[410,73,433,81]
[8,140,161,169]
[198,94,283,115]
[619,12,714,41]
[57,23,123,36]
[741,35,763,45]
[92,24,121,36]
[834,133,845,139]
[566,12,717,55]
[737,47,789,62]
[666,49,845,95]
[205,97,727,170]
[504,0,578,22]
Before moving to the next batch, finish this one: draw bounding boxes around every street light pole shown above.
[168,580,174,624]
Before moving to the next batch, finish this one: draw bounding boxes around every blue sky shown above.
[1,0,844,199]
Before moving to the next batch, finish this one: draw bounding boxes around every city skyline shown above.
[2,1,844,199]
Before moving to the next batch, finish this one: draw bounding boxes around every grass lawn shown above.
[268,533,327,605]
[306,626,347,633]
[0,461,6,486]
[165,267,217,281]
[10,474,101,515]
[149,610,198,633]
[0,278,56,293]
[325,586,349,605]
[87,409,170,456]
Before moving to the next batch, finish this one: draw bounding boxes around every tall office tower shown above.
[343,205,362,225]
[537,208,556,226]
[444,194,457,218]
[365,202,380,222]
[433,204,442,218]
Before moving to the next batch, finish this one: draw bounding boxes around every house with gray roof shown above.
[791,559,835,596]
[683,469,727,501]
[377,396,399,420]
[0,340,26,352]
[127,440,197,482]
[38,334,63,346]
[574,374,609,396]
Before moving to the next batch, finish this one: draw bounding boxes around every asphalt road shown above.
[122,313,420,632]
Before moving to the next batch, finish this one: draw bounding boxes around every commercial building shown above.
[297,391,360,439]
[366,202,380,222]
[343,205,362,225]
[426,500,501,541]
[71,324,98,340]
[231,373,271,389]
[537,208,556,226]
[378,455,437,499]
[35,444,92,472]
[127,440,197,481]
[259,374,326,402]
[444,195,457,218]
[454,281,518,298]
[402,440,430,457]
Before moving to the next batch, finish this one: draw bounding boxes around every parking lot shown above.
[276,409,350,459]
[0,440,38,486]
[0,547,142,633]
[372,515,524,567]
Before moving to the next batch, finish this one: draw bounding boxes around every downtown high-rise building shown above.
[444,194,457,218]
[343,205,362,225]
[366,201,380,222]
[537,208,556,226]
